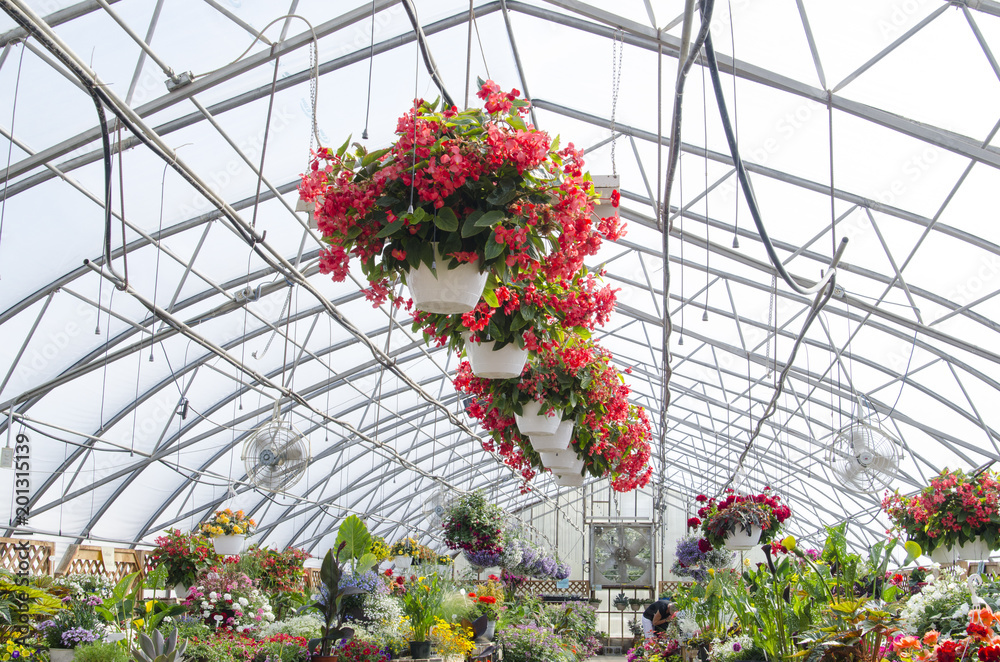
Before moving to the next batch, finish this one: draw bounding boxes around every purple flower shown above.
[554,563,571,580]
[733,642,742,652]
[464,549,502,568]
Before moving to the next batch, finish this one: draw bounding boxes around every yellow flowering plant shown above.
[431,618,475,656]
[198,509,256,538]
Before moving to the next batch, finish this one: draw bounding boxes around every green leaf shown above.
[335,515,371,562]
[420,241,435,271]
[376,215,407,238]
[482,289,499,308]
[434,207,459,232]
[462,210,487,237]
[486,180,514,206]
[362,147,390,166]
[335,135,351,158]
[475,209,506,228]
[903,540,922,564]
[484,231,504,261]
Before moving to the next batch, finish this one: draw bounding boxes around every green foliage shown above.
[131,628,188,662]
[307,542,375,656]
[95,572,141,627]
[400,573,446,641]
[0,569,63,641]
[143,565,168,591]
[74,640,130,662]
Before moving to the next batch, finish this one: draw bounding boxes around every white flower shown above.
[223,593,232,601]
[201,601,209,609]
[202,611,210,617]
[238,597,249,606]
[266,613,275,621]
[209,591,218,600]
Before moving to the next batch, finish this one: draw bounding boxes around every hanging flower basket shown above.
[723,524,763,551]
[298,81,621,311]
[538,448,582,472]
[553,471,586,487]
[697,488,790,551]
[529,420,574,454]
[515,400,563,438]
[455,334,653,491]
[463,331,529,379]
[394,555,412,571]
[211,534,245,556]
[407,243,489,314]
[882,468,1000,557]
[930,539,992,564]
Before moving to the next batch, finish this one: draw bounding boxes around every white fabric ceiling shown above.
[1,0,999,555]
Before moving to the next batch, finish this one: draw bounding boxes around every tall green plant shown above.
[335,514,378,573]
[307,542,375,656]
[788,525,920,662]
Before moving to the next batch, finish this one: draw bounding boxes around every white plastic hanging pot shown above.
[212,534,245,556]
[592,174,620,222]
[463,332,529,379]
[515,400,562,438]
[529,420,574,453]
[406,243,488,314]
[553,471,586,487]
[48,649,74,662]
[930,539,992,564]
[539,449,583,472]
[173,582,190,599]
[724,524,763,551]
[394,556,413,571]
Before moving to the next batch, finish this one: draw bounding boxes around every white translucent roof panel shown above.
[1,0,999,556]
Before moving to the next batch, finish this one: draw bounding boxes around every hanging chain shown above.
[610,29,624,176]
[765,273,776,378]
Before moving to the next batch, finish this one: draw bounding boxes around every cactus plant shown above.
[131,628,187,662]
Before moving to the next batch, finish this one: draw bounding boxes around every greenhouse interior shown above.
[1,0,1000,660]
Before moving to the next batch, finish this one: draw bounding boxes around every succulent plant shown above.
[131,628,187,662]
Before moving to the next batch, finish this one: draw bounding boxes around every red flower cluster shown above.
[882,468,1000,553]
[324,638,390,662]
[697,487,791,550]
[453,334,652,491]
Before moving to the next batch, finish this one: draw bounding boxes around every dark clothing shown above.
[642,600,671,631]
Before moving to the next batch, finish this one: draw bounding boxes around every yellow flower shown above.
[145,600,154,613]
[232,526,243,535]
[133,618,144,629]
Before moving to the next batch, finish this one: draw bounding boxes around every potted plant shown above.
[130,628,188,662]
[629,597,646,612]
[181,564,273,632]
[882,467,1000,560]
[454,335,653,491]
[400,572,445,659]
[297,80,618,315]
[307,542,374,661]
[388,537,419,571]
[469,576,505,640]
[696,488,791,551]
[442,491,506,555]
[670,535,734,583]
[411,266,619,380]
[198,509,256,555]
[149,528,214,598]
[38,593,106,662]
[614,592,630,611]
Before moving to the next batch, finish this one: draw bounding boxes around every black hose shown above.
[91,91,128,290]
[703,23,844,296]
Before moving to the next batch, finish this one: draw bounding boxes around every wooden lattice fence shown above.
[0,537,55,576]
[658,580,691,597]
[515,579,591,597]
[55,545,145,596]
